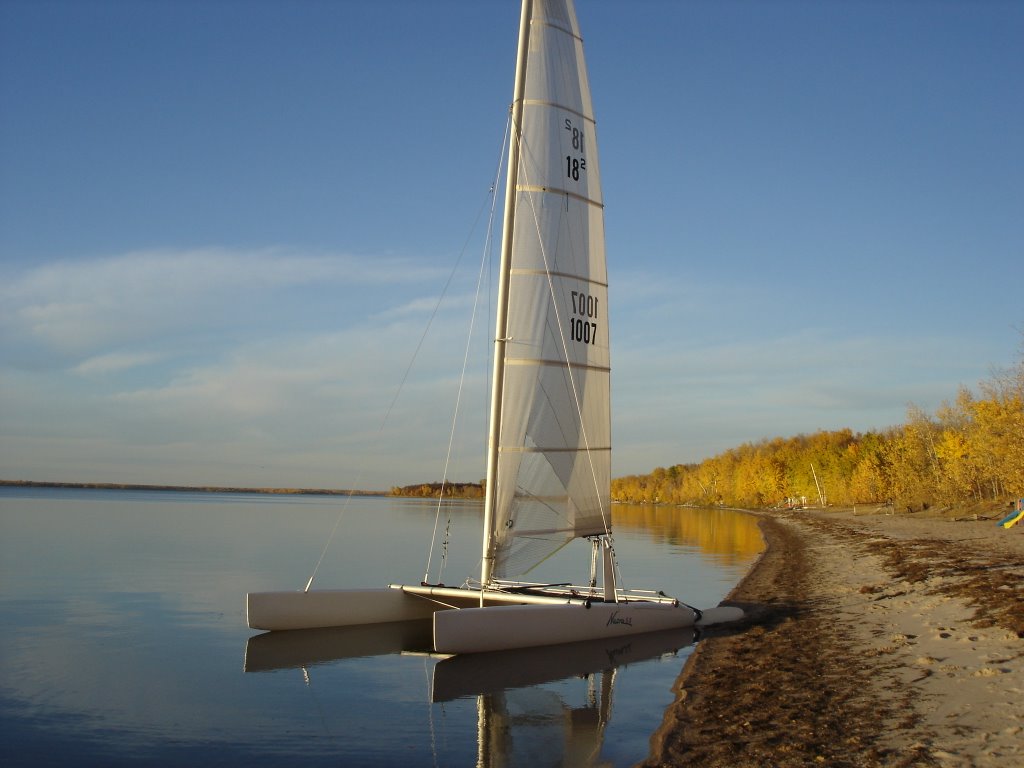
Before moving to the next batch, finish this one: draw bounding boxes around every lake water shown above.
[0,487,761,766]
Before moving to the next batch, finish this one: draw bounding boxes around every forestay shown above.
[488,0,610,580]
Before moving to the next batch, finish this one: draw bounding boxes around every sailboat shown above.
[247,0,742,654]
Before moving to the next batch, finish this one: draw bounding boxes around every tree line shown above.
[612,353,1023,512]
[389,481,484,499]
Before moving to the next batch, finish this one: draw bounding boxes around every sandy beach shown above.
[645,507,1024,767]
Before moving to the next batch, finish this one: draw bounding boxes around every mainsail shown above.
[486,0,610,581]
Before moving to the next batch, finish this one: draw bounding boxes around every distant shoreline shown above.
[0,479,386,497]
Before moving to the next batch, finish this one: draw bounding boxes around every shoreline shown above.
[0,480,387,496]
[0,479,482,499]
[646,508,1024,767]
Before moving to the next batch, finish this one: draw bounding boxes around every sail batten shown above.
[505,358,610,374]
[510,268,607,287]
[514,185,602,207]
[500,446,610,454]
[530,19,578,40]
[487,0,610,582]
[521,100,594,122]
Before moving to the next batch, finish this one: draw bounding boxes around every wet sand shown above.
[645,507,1024,767]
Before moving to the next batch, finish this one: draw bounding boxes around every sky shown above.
[1,0,1021,491]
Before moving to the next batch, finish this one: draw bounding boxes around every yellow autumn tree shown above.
[610,347,1021,510]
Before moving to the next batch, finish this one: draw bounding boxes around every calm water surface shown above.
[0,487,761,766]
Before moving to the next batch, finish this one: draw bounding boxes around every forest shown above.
[389,481,484,499]
[612,352,1023,513]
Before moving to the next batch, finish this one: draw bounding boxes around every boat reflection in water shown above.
[431,626,695,701]
[243,619,433,672]
[448,628,695,767]
[245,621,695,766]
[241,504,758,765]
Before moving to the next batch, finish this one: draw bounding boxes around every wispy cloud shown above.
[1,248,1011,489]
[0,246,485,487]
[609,328,996,474]
[379,291,477,319]
[72,351,164,376]
[1,247,446,357]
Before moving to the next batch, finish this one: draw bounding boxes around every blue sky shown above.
[2,0,1021,490]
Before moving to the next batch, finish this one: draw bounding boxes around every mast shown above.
[810,463,826,507]
[481,0,532,588]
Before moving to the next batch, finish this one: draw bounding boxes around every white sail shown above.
[488,0,610,580]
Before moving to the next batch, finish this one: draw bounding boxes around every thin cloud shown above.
[72,351,164,376]
[609,329,1000,474]
[379,291,478,319]
[1,247,446,356]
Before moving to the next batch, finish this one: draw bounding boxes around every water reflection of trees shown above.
[612,504,763,558]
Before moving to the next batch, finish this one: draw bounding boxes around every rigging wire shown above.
[305,127,510,593]
[424,115,511,585]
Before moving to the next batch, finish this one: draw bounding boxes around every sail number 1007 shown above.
[569,290,598,345]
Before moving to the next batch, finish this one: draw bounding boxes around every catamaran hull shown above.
[695,605,745,626]
[248,583,746,646]
[433,600,699,654]
[246,588,442,631]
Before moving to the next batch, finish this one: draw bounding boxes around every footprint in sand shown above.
[972,667,1008,677]
[889,633,916,647]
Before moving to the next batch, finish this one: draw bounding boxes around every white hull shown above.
[246,584,552,631]
[433,600,699,654]
[248,584,745,648]
[696,605,745,626]
[247,588,441,631]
